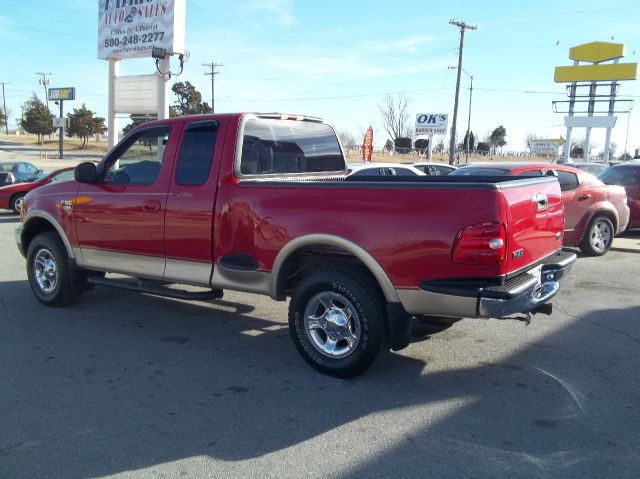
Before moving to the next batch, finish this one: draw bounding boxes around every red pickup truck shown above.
[16,113,575,377]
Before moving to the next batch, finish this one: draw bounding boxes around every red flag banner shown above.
[362,127,373,162]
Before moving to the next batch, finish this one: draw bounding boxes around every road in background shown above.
[1,214,639,478]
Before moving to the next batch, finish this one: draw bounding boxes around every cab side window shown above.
[557,171,579,191]
[175,121,217,185]
[106,127,170,185]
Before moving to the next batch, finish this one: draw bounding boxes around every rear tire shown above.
[26,232,80,307]
[288,267,386,378]
[580,215,614,256]
[10,192,26,215]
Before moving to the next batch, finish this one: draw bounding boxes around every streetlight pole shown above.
[465,72,473,163]
[449,66,474,164]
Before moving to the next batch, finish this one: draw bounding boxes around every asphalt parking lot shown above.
[1,212,639,478]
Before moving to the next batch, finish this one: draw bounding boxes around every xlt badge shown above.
[512,248,525,259]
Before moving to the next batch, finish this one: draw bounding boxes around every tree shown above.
[477,142,490,156]
[20,95,54,144]
[379,93,412,140]
[171,81,212,116]
[462,131,475,153]
[384,139,394,152]
[122,115,156,136]
[489,125,507,157]
[394,137,412,154]
[525,133,542,152]
[66,104,107,149]
[414,138,429,155]
[338,130,358,150]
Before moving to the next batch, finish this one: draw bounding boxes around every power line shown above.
[0,21,94,39]
[202,62,223,113]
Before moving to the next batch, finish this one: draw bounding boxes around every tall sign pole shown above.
[49,88,75,159]
[448,19,476,165]
[107,58,119,149]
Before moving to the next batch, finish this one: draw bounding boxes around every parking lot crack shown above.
[555,306,640,346]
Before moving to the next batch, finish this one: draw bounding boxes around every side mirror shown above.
[75,162,99,183]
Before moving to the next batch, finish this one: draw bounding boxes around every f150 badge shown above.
[512,248,525,259]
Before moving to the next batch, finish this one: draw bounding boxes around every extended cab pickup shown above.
[16,113,575,377]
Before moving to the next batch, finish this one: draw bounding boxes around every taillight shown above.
[452,222,507,265]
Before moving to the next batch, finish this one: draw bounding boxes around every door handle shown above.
[142,200,161,212]
[577,194,592,201]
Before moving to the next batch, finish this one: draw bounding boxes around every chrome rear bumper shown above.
[397,250,576,319]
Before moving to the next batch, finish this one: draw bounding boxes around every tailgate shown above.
[499,177,564,275]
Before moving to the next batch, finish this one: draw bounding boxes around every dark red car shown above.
[451,162,629,256]
[0,167,75,214]
[597,162,640,230]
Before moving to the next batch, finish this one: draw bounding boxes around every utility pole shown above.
[202,62,223,113]
[448,19,476,165]
[0,82,10,135]
[36,72,52,110]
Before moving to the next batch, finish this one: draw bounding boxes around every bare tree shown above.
[379,93,412,140]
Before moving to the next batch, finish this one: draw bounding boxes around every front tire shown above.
[10,192,26,215]
[288,267,386,378]
[580,215,614,256]
[26,232,80,307]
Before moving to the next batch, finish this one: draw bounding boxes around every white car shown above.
[347,162,426,177]
[404,162,457,176]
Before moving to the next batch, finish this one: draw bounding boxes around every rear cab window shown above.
[237,115,346,178]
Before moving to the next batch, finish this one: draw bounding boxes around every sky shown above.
[1,0,640,155]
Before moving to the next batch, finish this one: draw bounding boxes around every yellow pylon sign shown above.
[554,41,637,83]
[569,41,624,63]
[555,63,637,82]
[540,137,565,145]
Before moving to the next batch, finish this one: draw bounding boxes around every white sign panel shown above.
[564,116,617,128]
[114,75,158,114]
[416,113,448,135]
[530,141,560,156]
[53,117,70,128]
[98,0,185,60]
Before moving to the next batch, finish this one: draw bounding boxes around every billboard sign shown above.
[98,0,186,60]
[530,141,560,156]
[48,88,76,101]
[416,113,448,135]
[114,75,158,114]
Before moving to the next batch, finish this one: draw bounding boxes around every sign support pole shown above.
[427,134,433,161]
[108,58,120,150]
[58,100,64,159]
[157,57,170,120]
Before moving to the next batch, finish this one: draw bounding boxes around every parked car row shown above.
[0,161,43,186]
[0,166,75,214]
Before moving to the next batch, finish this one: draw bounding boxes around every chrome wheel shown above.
[589,219,613,253]
[304,291,361,359]
[34,248,58,294]
[14,195,24,213]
